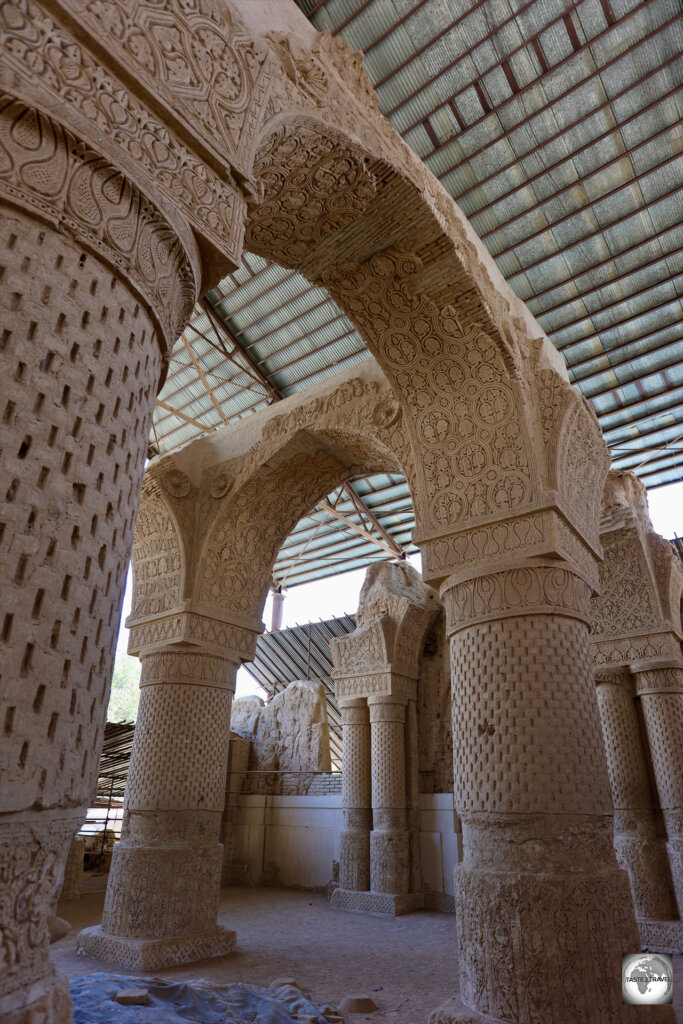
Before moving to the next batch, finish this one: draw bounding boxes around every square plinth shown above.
[330,887,423,916]
[77,925,236,970]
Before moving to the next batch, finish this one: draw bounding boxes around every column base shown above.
[77,924,236,970]
[638,918,683,954]
[330,887,423,916]
[0,973,72,1024]
[428,996,491,1024]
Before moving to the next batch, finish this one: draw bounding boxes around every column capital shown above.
[128,608,261,662]
[635,665,683,695]
[418,507,601,591]
[440,561,592,636]
[138,647,239,692]
[0,95,199,355]
[368,695,408,719]
[594,667,635,692]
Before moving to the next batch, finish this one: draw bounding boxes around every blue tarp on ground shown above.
[70,973,331,1023]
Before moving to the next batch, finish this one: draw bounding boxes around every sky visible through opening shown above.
[110,481,682,713]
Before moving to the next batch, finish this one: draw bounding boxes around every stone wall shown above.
[231,681,332,795]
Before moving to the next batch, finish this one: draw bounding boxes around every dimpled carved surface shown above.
[451,615,611,815]
[640,692,683,810]
[341,704,371,810]
[369,708,406,812]
[0,208,159,812]
[125,683,232,812]
[596,679,652,809]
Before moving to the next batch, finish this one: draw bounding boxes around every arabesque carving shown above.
[0,0,668,1019]
[331,563,439,916]
[591,470,683,952]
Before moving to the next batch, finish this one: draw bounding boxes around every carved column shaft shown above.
[595,671,676,921]
[404,698,422,895]
[78,647,239,969]
[369,697,408,895]
[339,699,371,892]
[0,94,195,1023]
[443,564,643,1024]
[636,667,683,915]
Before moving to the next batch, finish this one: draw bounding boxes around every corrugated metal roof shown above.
[149,0,683,586]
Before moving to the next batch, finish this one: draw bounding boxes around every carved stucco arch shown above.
[129,361,417,641]
[243,108,609,587]
[129,479,186,622]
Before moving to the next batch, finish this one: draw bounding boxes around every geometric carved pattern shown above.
[247,124,376,268]
[125,672,233,813]
[130,490,183,619]
[324,246,536,534]
[0,0,245,263]
[0,95,196,347]
[451,612,612,816]
[0,205,160,814]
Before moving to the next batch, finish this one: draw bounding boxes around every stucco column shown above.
[635,665,683,916]
[441,563,656,1024]
[0,97,197,1024]
[404,698,422,895]
[595,670,677,926]
[78,647,239,969]
[369,696,409,897]
[339,699,371,892]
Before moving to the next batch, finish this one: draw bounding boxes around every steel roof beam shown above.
[430,19,677,190]
[486,152,681,260]
[558,290,683,357]
[533,241,683,324]
[512,184,681,280]
[549,273,683,344]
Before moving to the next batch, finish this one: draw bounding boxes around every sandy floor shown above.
[54,882,683,1023]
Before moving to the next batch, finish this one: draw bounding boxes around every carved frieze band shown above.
[442,564,592,634]
[594,668,634,692]
[128,611,259,661]
[334,671,417,703]
[591,631,682,669]
[0,0,246,263]
[139,649,236,690]
[418,507,598,589]
[0,93,197,346]
[635,667,683,696]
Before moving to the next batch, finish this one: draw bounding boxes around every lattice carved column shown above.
[0,95,198,1024]
[441,563,653,1024]
[595,669,677,924]
[635,665,683,918]
[339,699,371,892]
[330,562,438,916]
[369,696,409,896]
[78,645,241,969]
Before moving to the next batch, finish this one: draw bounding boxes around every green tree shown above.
[107,651,141,723]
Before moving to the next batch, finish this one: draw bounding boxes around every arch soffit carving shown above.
[129,479,187,623]
[128,363,413,632]
[243,109,609,560]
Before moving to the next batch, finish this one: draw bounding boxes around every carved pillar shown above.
[591,470,683,954]
[635,665,683,918]
[331,562,438,916]
[595,669,677,925]
[369,696,409,896]
[404,697,422,895]
[339,699,371,892]
[78,645,239,969]
[0,95,197,1024]
[441,563,651,1024]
